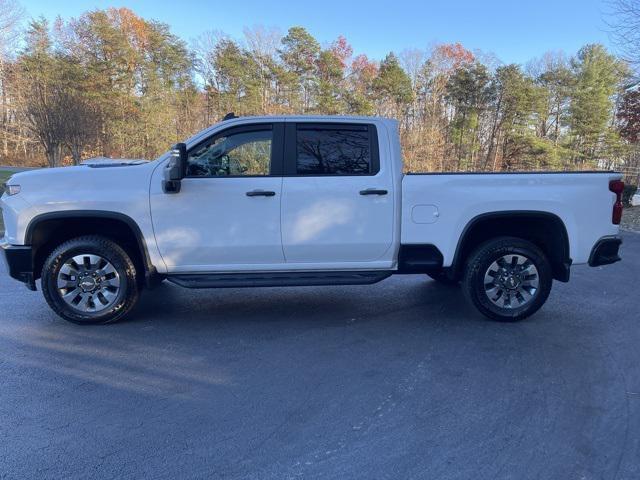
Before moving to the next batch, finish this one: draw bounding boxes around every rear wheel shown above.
[41,236,139,324]
[462,237,552,322]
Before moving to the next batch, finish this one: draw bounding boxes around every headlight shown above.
[5,184,20,196]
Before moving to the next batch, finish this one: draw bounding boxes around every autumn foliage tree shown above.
[618,89,640,143]
[0,7,636,180]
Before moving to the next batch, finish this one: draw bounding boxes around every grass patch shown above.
[0,169,12,187]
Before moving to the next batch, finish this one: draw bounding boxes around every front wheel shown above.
[41,236,140,325]
[462,237,552,322]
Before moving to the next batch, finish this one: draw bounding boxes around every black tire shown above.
[426,270,459,285]
[462,236,552,322]
[41,235,140,325]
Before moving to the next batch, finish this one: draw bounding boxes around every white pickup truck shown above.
[0,115,624,324]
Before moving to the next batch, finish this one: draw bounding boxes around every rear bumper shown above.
[0,239,36,290]
[589,236,622,267]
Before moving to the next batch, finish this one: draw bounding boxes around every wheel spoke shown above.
[485,285,500,297]
[80,292,95,311]
[59,264,78,277]
[86,255,102,270]
[97,262,116,277]
[70,255,86,271]
[98,289,117,304]
[102,275,120,288]
[502,292,512,308]
[57,277,76,290]
[62,287,82,301]
[105,278,119,288]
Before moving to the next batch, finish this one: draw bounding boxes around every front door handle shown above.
[359,188,388,196]
[246,190,276,197]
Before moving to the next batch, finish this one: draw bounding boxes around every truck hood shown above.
[7,159,154,182]
[4,158,158,209]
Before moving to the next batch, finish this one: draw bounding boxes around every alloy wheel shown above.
[56,254,121,313]
[483,254,539,309]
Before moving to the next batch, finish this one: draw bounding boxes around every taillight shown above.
[609,180,624,225]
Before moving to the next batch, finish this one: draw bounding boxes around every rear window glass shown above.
[296,126,374,175]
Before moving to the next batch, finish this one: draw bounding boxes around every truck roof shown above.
[221,114,397,123]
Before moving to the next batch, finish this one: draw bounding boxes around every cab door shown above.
[150,122,285,272]
[280,122,395,266]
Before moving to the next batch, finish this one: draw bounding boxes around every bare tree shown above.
[607,0,640,70]
[243,25,281,60]
[22,75,66,167]
[0,0,23,58]
[192,30,230,124]
[244,25,281,113]
[23,76,97,167]
[0,0,23,161]
[60,88,97,165]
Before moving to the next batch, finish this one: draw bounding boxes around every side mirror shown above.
[163,143,187,194]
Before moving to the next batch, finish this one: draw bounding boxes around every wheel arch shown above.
[451,211,571,282]
[25,210,157,284]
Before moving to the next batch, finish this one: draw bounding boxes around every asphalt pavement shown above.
[0,232,639,479]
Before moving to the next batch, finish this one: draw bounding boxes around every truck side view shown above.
[0,115,624,324]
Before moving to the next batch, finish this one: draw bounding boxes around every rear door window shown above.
[294,124,379,175]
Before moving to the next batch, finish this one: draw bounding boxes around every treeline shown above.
[1,5,640,175]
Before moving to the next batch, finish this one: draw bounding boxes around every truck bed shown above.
[401,171,622,266]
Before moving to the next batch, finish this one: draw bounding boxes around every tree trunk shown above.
[71,143,82,165]
[486,92,503,168]
[46,143,61,168]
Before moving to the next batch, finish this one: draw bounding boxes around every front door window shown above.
[186,129,272,177]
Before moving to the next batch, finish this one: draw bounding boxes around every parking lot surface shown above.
[0,232,639,479]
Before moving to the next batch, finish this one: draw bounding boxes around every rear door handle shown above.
[359,189,388,196]
[246,190,276,197]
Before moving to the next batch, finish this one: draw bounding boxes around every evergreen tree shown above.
[279,26,320,111]
[446,62,493,168]
[568,44,628,163]
[374,53,413,118]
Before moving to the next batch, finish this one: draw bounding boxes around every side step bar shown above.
[166,271,392,289]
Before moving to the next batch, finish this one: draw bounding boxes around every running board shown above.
[166,271,392,289]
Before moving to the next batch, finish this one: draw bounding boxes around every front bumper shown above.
[589,236,622,267]
[0,239,36,290]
